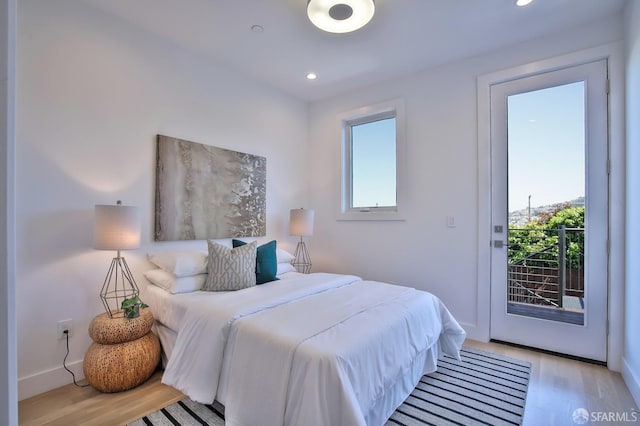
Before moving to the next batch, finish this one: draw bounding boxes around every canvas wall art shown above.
[155,135,266,241]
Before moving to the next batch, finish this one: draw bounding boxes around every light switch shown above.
[447,216,456,228]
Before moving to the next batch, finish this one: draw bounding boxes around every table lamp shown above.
[94,200,141,318]
[290,208,314,274]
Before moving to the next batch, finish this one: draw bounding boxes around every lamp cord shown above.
[63,331,89,388]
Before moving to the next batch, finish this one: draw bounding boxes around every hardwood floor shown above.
[464,340,639,426]
[18,340,639,425]
[18,371,184,426]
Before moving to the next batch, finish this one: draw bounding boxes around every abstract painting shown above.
[155,135,266,241]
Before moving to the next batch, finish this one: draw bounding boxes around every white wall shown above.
[16,0,309,399]
[1,0,17,423]
[308,16,624,347]
[624,0,640,407]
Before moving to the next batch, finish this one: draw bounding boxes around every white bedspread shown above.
[162,273,360,403]
[160,273,466,426]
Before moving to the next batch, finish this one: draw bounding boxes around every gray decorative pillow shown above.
[203,241,257,291]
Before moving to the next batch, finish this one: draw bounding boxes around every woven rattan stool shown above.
[83,309,160,393]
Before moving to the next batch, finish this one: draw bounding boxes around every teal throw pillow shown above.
[232,239,279,285]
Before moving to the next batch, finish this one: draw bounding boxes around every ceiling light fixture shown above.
[307,0,375,34]
[306,72,317,80]
[515,0,533,6]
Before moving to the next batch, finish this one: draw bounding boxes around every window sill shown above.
[337,209,406,222]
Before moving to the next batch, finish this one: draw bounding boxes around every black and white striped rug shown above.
[387,347,531,425]
[129,347,531,426]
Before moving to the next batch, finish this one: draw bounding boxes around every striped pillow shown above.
[203,241,257,291]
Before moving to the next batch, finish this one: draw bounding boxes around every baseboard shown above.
[18,359,84,400]
[622,356,640,408]
[458,322,488,343]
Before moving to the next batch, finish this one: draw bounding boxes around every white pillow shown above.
[203,241,257,291]
[147,251,207,277]
[276,248,295,264]
[276,262,296,275]
[144,269,206,294]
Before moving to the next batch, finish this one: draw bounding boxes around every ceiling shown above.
[81,0,625,102]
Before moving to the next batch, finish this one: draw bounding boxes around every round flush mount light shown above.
[515,0,533,6]
[306,72,318,80]
[307,0,375,34]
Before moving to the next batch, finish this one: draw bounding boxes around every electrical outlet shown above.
[57,319,73,340]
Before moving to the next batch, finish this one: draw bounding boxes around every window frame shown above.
[338,98,406,221]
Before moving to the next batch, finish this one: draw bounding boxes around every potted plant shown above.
[121,295,148,319]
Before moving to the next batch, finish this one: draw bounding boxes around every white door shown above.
[489,60,608,362]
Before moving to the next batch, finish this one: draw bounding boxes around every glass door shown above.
[489,60,608,362]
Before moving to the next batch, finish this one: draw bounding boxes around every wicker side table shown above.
[83,309,160,393]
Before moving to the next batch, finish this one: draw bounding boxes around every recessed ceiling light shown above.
[306,72,318,80]
[307,0,375,34]
[515,0,533,6]
[251,24,264,33]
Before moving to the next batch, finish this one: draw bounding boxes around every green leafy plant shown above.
[121,295,148,319]
[509,206,584,270]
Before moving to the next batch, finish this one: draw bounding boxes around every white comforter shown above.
[161,273,465,426]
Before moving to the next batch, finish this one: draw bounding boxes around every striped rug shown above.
[129,347,531,426]
[386,347,531,425]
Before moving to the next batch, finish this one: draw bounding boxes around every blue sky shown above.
[507,81,585,212]
[351,117,396,208]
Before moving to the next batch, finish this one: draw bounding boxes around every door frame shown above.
[475,42,625,370]
[1,0,18,424]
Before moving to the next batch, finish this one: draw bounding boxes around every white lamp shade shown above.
[307,0,375,34]
[94,204,141,250]
[290,209,315,237]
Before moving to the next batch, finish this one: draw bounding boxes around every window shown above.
[339,99,405,220]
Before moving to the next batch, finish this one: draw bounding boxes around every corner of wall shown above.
[625,0,640,409]
[622,356,640,408]
[460,323,489,343]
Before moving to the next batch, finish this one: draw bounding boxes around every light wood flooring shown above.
[465,340,639,425]
[19,340,639,426]
[18,371,184,426]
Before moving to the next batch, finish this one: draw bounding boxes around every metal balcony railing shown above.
[507,226,584,309]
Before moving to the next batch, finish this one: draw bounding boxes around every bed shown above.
[143,270,465,426]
